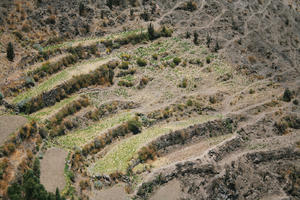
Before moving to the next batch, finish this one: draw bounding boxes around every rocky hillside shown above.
[0,0,299,200]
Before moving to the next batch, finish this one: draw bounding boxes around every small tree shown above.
[214,40,220,52]
[7,42,15,61]
[33,158,40,178]
[186,31,191,39]
[107,0,113,9]
[283,88,292,102]
[148,23,155,40]
[193,32,199,45]
[55,188,61,200]
[79,2,85,16]
[206,33,212,48]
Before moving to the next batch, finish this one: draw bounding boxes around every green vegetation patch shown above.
[90,115,218,174]
[53,112,134,149]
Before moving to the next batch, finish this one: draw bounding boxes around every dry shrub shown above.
[248,56,257,64]
[138,76,150,89]
[79,179,91,191]
[22,21,31,33]
[109,171,123,182]
[138,145,156,162]
[45,15,56,24]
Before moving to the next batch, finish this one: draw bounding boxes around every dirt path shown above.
[40,148,68,193]
[152,134,233,168]
[0,115,28,145]
[25,53,70,73]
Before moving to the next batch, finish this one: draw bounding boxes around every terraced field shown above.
[53,112,134,149]
[0,1,299,199]
[90,115,218,174]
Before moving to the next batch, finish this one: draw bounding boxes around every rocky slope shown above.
[0,0,299,200]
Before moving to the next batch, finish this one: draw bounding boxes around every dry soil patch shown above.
[150,179,182,200]
[40,147,68,193]
[94,184,130,200]
[0,115,28,145]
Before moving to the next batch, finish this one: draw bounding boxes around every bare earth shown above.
[94,184,130,200]
[40,147,68,193]
[0,115,28,145]
[150,179,182,200]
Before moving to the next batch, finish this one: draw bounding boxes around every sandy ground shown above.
[0,115,28,145]
[150,179,182,200]
[40,147,68,193]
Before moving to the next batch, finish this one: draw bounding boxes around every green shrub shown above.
[120,53,131,61]
[118,80,134,87]
[152,54,158,60]
[186,99,193,106]
[283,88,292,102]
[173,57,181,65]
[206,56,211,64]
[127,119,142,134]
[137,58,147,67]
[119,61,129,70]
[0,92,3,101]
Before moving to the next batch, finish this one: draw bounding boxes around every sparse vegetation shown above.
[178,78,188,88]
[138,76,150,89]
[137,58,147,67]
[119,61,129,70]
[173,57,182,65]
[118,80,134,87]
